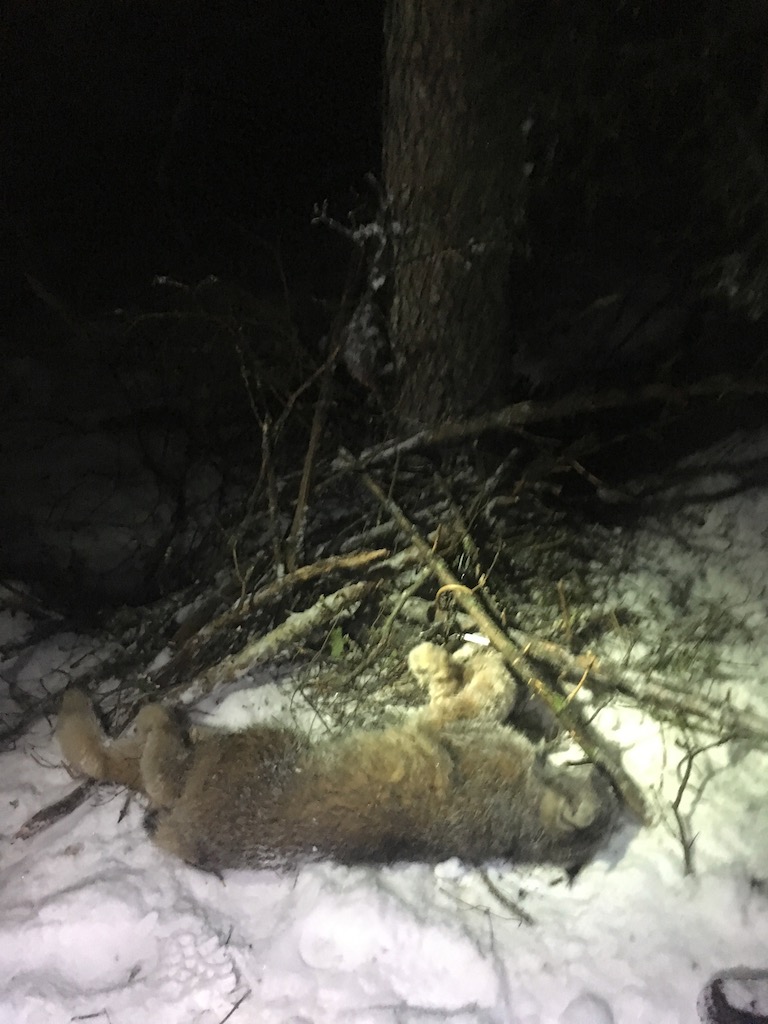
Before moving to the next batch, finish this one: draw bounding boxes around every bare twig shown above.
[284,232,366,570]
[431,470,506,624]
[14,781,97,841]
[480,871,535,926]
[557,580,573,648]
[218,989,251,1023]
[261,415,285,573]
[284,364,334,572]
[273,342,340,439]
[563,656,594,706]
[670,734,732,876]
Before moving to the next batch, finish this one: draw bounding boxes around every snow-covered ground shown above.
[1,431,768,1024]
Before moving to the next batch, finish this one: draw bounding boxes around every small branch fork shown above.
[670,734,732,876]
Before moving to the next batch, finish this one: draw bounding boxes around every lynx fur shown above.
[56,642,617,871]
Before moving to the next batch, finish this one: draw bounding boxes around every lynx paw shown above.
[451,645,518,718]
[407,642,463,701]
[407,641,519,719]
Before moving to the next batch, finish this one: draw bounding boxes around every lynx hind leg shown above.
[450,643,519,721]
[57,690,145,791]
[407,642,464,702]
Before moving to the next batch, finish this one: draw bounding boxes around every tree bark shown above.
[383,0,524,426]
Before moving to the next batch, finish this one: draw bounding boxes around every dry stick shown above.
[284,235,365,572]
[218,989,252,1024]
[355,374,768,467]
[246,549,388,610]
[431,470,506,624]
[284,363,334,573]
[343,566,435,688]
[24,273,91,343]
[230,319,330,567]
[341,451,652,824]
[556,580,574,648]
[273,341,340,440]
[339,520,400,553]
[479,870,535,927]
[0,580,64,621]
[14,781,97,840]
[261,415,285,573]
[230,541,254,605]
[378,566,434,645]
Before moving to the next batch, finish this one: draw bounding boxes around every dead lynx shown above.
[56,641,617,871]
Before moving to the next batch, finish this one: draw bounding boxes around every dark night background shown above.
[4,0,383,311]
[3,0,768,606]
[5,1,768,359]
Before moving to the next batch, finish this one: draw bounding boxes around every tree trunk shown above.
[383,0,524,427]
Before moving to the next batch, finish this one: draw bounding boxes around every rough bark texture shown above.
[383,0,523,426]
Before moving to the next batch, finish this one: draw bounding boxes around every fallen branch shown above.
[353,375,768,467]
[670,735,732,876]
[261,415,284,573]
[480,870,535,926]
[169,580,377,704]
